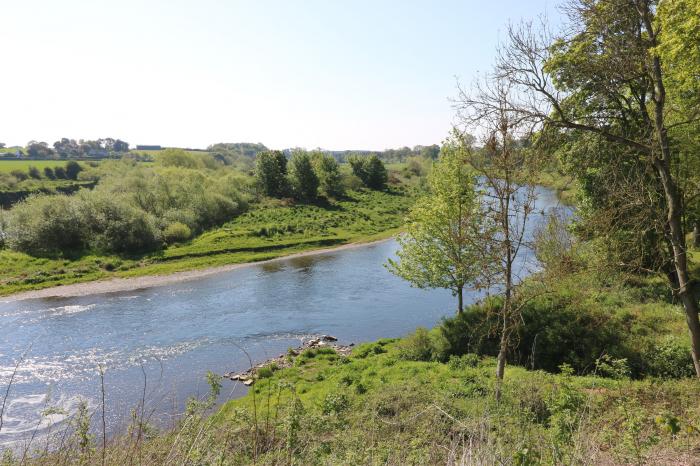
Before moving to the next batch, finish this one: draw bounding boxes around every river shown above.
[0,186,568,447]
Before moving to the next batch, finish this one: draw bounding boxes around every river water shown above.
[0,186,568,446]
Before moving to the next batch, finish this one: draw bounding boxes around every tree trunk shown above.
[457,286,463,313]
[495,331,508,401]
[643,8,700,376]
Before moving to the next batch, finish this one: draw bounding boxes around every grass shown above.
[0,188,417,296]
[0,160,87,173]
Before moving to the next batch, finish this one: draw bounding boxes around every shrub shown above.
[435,295,629,374]
[163,222,192,244]
[643,338,695,379]
[157,149,200,169]
[321,392,349,415]
[43,167,56,180]
[6,194,86,254]
[447,353,480,370]
[398,327,436,361]
[10,169,28,181]
[79,192,161,253]
[27,166,42,179]
[65,161,83,180]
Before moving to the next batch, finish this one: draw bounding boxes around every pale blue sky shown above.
[1,1,561,150]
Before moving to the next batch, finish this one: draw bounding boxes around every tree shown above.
[386,138,489,313]
[26,141,55,159]
[255,150,288,197]
[289,150,319,200]
[311,151,344,198]
[457,78,539,398]
[65,161,83,180]
[0,142,5,149]
[493,0,700,377]
[348,155,388,190]
[113,139,130,152]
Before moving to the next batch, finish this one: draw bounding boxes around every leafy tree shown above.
[255,150,288,197]
[348,155,388,190]
[496,0,700,377]
[311,152,344,198]
[289,151,319,200]
[386,139,488,313]
[65,161,83,180]
[26,141,55,158]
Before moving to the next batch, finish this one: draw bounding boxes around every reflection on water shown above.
[0,186,570,446]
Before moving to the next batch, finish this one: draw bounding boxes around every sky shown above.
[1,1,562,151]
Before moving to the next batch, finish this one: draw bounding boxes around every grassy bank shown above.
[0,188,416,296]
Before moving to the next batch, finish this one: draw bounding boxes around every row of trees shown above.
[255,150,387,200]
[390,0,700,393]
[12,138,131,159]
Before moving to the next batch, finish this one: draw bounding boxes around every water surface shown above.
[0,186,568,445]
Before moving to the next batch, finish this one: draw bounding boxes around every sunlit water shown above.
[0,186,569,446]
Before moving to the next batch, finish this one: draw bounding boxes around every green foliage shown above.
[289,150,319,200]
[387,143,487,311]
[157,148,201,169]
[643,337,695,379]
[348,154,387,190]
[163,222,192,244]
[5,194,87,253]
[397,327,436,361]
[65,160,83,180]
[311,151,344,198]
[255,150,288,197]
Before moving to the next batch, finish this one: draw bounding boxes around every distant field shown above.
[0,159,85,173]
[129,149,211,158]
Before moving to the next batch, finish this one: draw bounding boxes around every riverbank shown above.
[1,235,395,301]
[0,188,416,298]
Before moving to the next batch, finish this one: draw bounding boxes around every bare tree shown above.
[456,78,539,398]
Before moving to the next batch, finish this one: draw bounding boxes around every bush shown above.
[435,295,629,374]
[163,222,192,244]
[65,161,83,180]
[6,194,86,254]
[43,167,56,180]
[447,353,480,370]
[157,149,201,169]
[10,169,28,181]
[398,327,436,361]
[322,392,349,415]
[643,338,695,379]
[27,166,42,179]
[79,192,161,253]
